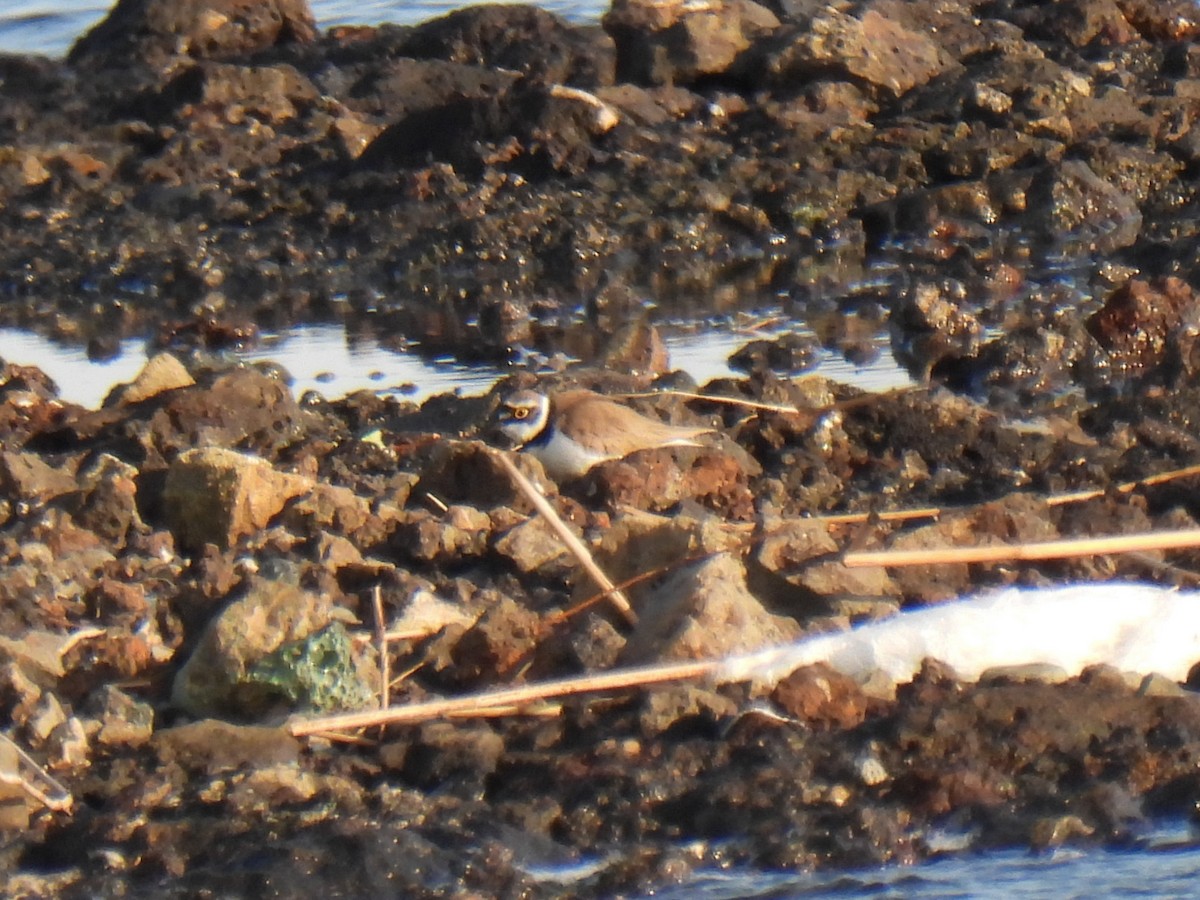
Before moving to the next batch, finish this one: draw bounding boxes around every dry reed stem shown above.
[843,527,1200,568]
[493,449,637,625]
[0,733,73,813]
[289,657,721,735]
[372,584,389,714]
[814,463,1200,528]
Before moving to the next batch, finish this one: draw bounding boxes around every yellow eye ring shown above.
[512,408,529,420]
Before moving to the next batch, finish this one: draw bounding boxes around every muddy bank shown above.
[2,346,1200,895]
[5,0,1200,895]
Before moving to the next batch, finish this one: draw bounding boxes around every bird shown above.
[495,388,715,480]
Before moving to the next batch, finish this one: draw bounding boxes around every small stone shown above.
[104,352,194,407]
[46,717,90,771]
[171,575,362,718]
[163,447,313,550]
[620,553,802,664]
[92,685,155,749]
[494,516,568,574]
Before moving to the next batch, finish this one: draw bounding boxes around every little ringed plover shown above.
[496,388,714,480]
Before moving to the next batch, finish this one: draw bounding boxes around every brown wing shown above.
[554,391,713,456]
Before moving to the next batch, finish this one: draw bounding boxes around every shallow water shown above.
[646,830,1200,899]
[0,322,907,409]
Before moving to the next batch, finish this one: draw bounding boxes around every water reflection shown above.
[0,322,909,411]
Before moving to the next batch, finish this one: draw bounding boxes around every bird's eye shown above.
[512,408,529,420]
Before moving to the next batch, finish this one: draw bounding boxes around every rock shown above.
[1025,159,1142,252]
[69,453,147,548]
[1086,276,1199,373]
[493,516,569,574]
[0,450,78,506]
[69,0,317,71]
[978,662,1072,685]
[749,518,895,615]
[604,0,780,86]
[889,281,984,382]
[281,482,398,546]
[590,508,746,604]
[581,447,754,518]
[450,595,542,684]
[762,8,956,97]
[91,685,155,748]
[390,505,493,564]
[225,763,319,817]
[401,4,616,86]
[729,332,821,376]
[389,588,477,641]
[638,684,737,736]
[620,552,802,664]
[361,78,617,178]
[104,352,194,407]
[771,662,870,729]
[414,440,547,510]
[46,716,90,771]
[144,368,308,463]
[26,693,68,743]
[149,62,321,125]
[153,719,301,774]
[163,447,312,550]
[171,574,365,718]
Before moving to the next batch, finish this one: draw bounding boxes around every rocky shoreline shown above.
[5,0,1200,895]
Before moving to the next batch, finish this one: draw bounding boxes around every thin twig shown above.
[372,584,389,715]
[811,463,1200,528]
[289,657,720,735]
[0,732,73,813]
[623,390,809,415]
[812,506,944,526]
[1045,463,1200,507]
[843,527,1200,568]
[493,449,637,625]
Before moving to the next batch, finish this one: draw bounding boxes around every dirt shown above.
[5,0,1200,895]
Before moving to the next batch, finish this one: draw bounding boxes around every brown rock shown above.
[493,516,569,575]
[1025,159,1142,252]
[395,722,505,788]
[390,505,493,564]
[0,739,30,830]
[163,447,313,550]
[1087,276,1197,372]
[620,552,802,664]
[451,595,541,684]
[152,63,320,125]
[765,8,956,98]
[104,352,194,407]
[638,684,737,736]
[0,451,77,506]
[69,454,147,548]
[142,368,307,464]
[70,0,317,71]
[401,4,616,86]
[771,662,870,729]
[170,575,341,717]
[604,0,780,85]
[91,685,155,749]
